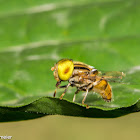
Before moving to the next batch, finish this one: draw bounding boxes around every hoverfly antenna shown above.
[51,67,55,71]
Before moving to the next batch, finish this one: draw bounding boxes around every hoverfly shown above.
[51,59,125,108]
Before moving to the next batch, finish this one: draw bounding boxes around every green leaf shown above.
[0,0,140,122]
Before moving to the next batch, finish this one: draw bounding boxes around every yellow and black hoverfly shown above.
[51,59,124,108]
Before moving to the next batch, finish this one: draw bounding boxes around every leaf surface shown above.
[0,0,140,121]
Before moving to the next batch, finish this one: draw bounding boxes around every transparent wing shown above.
[98,71,126,83]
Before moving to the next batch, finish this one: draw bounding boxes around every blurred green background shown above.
[0,0,140,139]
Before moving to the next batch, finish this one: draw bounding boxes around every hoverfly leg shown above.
[53,90,56,97]
[82,89,89,109]
[59,85,67,88]
[53,81,61,97]
[54,85,68,97]
[60,83,71,100]
[73,89,79,102]
[82,84,93,109]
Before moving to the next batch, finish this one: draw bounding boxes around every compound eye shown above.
[58,59,74,81]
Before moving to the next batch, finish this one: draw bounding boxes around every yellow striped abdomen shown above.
[93,78,112,101]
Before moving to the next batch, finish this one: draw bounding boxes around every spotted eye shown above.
[58,59,74,81]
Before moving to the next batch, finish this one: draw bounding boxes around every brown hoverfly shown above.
[51,59,125,108]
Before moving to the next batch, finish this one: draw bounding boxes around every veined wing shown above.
[98,71,126,83]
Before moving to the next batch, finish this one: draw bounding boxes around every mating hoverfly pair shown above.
[51,59,124,108]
